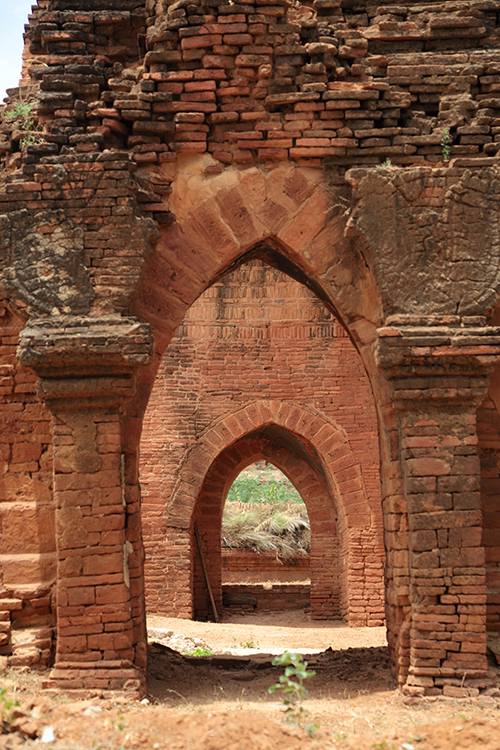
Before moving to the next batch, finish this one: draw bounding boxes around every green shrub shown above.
[226,465,302,505]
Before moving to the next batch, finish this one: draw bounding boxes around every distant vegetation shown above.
[225,464,302,504]
[222,464,310,558]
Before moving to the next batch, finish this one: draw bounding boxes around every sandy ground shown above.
[146,608,388,654]
[1,610,500,750]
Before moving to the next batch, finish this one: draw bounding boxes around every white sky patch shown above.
[0,2,36,102]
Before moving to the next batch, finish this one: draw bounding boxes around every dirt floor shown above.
[1,610,500,750]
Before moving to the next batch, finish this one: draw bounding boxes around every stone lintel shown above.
[18,315,153,380]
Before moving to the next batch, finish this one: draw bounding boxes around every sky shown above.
[0,2,36,102]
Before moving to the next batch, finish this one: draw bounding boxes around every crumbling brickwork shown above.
[0,0,500,699]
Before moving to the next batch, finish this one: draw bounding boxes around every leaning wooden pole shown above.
[194,522,219,623]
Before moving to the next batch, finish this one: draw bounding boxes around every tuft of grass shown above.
[5,100,43,152]
[223,464,310,559]
[0,688,20,733]
[222,501,310,559]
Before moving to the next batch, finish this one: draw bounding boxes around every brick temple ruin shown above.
[1,0,500,699]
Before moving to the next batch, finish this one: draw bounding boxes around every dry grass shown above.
[222,502,310,559]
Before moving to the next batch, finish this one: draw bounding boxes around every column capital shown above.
[18,315,153,411]
[18,315,153,379]
[375,315,500,409]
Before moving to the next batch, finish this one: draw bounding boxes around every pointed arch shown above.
[131,166,402,662]
[143,401,385,625]
[125,164,386,446]
[192,429,338,620]
[168,400,372,530]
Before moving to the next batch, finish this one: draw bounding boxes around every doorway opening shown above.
[140,258,385,631]
[221,460,312,616]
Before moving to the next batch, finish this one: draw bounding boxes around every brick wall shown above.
[222,583,310,614]
[0,306,55,665]
[4,0,500,173]
[222,549,310,584]
[478,388,500,633]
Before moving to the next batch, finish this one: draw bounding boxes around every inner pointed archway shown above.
[221,460,311,593]
[140,259,386,631]
[191,426,342,622]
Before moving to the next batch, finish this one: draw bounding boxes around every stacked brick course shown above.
[377,317,500,696]
[221,549,310,583]
[478,392,500,632]
[1,0,500,698]
[0,307,55,666]
[3,0,500,174]
[222,582,311,613]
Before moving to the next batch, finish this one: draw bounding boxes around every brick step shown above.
[8,626,54,668]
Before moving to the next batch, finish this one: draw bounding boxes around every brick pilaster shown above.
[377,315,500,696]
[18,316,152,695]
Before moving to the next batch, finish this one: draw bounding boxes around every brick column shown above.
[377,315,500,697]
[18,316,152,695]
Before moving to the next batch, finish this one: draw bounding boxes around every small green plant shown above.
[0,687,20,732]
[441,128,452,162]
[111,714,125,732]
[184,646,214,657]
[5,100,43,152]
[240,637,259,649]
[305,722,319,738]
[377,157,393,169]
[268,651,316,725]
[6,101,35,128]
[333,732,347,743]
